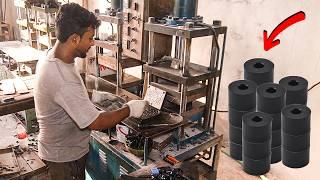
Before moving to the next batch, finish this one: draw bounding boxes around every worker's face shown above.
[75,27,95,58]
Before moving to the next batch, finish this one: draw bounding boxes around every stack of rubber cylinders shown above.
[242,112,272,175]
[228,80,257,160]
[257,83,285,163]
[244,58,283,163]
[280,76,310,168]
[281,105,310,168]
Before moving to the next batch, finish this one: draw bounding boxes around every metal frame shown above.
[31,6,58,49]
[95,13,123,88]
[144,21,227,130]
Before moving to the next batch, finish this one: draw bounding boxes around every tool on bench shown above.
[164,155,180,165]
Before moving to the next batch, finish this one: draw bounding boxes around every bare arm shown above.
[88,105,130,130]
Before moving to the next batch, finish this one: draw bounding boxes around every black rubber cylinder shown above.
[229,107,255,127]
[279,76,308,105]
[271,130,282,164]
[243,140,271,159]
[243,112,272,142]
[271,145,281,164]
[282,131,310,152]
[243,155,271,175]
[244,58,274,85]
[272,129,281,147]
[282,104,311,135]
[282,148,310,168]
[257,83,286,114]
[230,142,242,160]
[229,80,257,111]
[270,113,281,130]
[229,124,242,144]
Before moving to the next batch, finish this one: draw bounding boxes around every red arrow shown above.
[264,11,306,51]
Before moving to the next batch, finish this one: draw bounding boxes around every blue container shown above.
[173,0,196,18]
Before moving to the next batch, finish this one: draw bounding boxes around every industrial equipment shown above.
[87,0,227,179]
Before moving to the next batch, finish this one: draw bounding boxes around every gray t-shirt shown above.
[34,53,101,162]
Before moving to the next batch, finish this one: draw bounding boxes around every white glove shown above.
[91,90,117,103]
[126,100,149,118]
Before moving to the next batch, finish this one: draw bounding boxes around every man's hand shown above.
[126,100,149,118]
[91,90,117,103]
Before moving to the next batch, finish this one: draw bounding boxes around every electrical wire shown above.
[109,22,114,35]
[308,81,320,92]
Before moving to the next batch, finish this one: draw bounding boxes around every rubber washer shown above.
[243,155,271,175]
[271,145,281,164]
[272,129,281,147]
[229,124,242,144]
[282,131,310,152]
[282,147,309,168]
[243,139,271,159]
[230,141,242,161]
[282,104,311,135]
[279,76,308,105]
[257,83,286,114]
[229,107,255,127]
[244,58,274,85]
[243,112,272,142]
[229,80,257,111]
[270,113,281,130]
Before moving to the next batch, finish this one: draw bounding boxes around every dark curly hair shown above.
[55,3,100,43]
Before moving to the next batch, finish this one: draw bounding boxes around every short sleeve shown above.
[54,82,101,129]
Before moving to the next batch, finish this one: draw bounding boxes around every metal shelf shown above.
[144,23,227,38]
[97,14,121,24]
[94,40,118,51]
[144,61,219,84]
[162,100,205,118]
[97,54,143,70]
[31,6,59,13]
[33,24,55,33]
[150,81,207,98]
[99,72,142,89]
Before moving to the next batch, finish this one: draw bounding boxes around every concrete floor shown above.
[214,85,319,180]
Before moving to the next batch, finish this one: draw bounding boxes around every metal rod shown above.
[180,37,185,63]
[212,30,227,129]
[212,136,223,172]
[200,23,221,129]
[116,21,123,88]
[181,38,191,76]
[204,78,213,129]
[143,137,149,166]
[176,126,181,151]
[174,36,180,59]
[147,17,156,64]
[179,84,187,114]
[142,72,149,98]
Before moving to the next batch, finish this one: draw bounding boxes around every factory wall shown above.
[88,0,320,114]
[192,1,319,179]
[193,0,319,111]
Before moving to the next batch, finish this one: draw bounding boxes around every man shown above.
[34,3,148,180]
